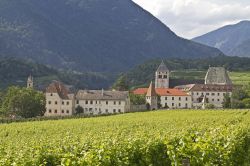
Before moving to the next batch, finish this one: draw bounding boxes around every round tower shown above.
[155,61,170,88]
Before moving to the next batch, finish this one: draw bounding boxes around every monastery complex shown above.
[44,61,234,116]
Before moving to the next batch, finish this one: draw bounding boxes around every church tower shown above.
[146,81,158,110]
[155,61,170,88]
[27,75,34,89]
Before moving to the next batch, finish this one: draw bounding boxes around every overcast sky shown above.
[133,0,250,39]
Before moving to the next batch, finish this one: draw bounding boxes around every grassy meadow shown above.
[0,110,249,165]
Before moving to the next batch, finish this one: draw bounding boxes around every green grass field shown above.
[0,110,250,165]
[171,70,250,85]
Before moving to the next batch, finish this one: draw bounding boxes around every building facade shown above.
[134,87,192,109]
[75,90,130,115]
[155,61,170,88]
[175,84,233,108]
[45,82,130,116]
[45,82,75,116]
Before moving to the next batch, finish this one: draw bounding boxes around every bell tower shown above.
[27,75,34,89]
[155,61,170,88]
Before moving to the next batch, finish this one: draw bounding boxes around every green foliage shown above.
[117,56,250,89]
[1,86,45,118]
[75,105,84,114]
[130,93,146,105]
[0,58,115,89]
[223,93,231,108]
[205,103,215,109]
[112,75,129,91]
[242,98,250,108]
[0,110,249,165]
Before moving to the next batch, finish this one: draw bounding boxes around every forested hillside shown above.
[114,56,250,89]
[0,58,115,89]
[0,0,222,72]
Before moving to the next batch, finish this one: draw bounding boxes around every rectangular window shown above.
[54,110,57,113]
[62,110,65,113]
[66,110,69,114]
[90,101,93,104]
[218,93,220,96]
[185,103,188,108]
[106,101,108,105]
[119,101,121,105]
[186,97,188,101]
[179,97,181,101]
[206,93,209,96]
[172,97,174,101]
[212,93,215,96]
[118,109,121,113]
[85,101,88,104]
[113,109,116,113]
[49,109,52,113]
[48,101,51,104]
[165,97,167,100]
[114,101,116,105]
[96,101,98,104]
[55,101,58,105]
[67,101,69,105]
[197,92,199,95]
[76,100,79,104]
[105,109,108,113]
[218,99,220,102]
[172,103,174,107]
[62,101,64,105]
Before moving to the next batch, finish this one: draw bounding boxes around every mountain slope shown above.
[114,56,250,89]
[0,0,223,72]
[0,57,114,89]
[193,21,250,57]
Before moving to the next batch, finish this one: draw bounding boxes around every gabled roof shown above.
[146,82,158,96]
[190,84,234,92]
[156,61,169,72]
[134,87,189,96]
[205,67,232,85]
[46,81,71,99]
[76,90,129,100]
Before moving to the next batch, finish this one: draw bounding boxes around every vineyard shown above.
[0,110,250,165]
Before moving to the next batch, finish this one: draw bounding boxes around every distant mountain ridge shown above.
[193,20,250,57]
[0,0,223,72]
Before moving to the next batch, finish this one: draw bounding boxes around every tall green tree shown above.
[112,75,129,91]
[1,86,45,118]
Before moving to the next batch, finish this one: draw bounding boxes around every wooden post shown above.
[182,158,190,166]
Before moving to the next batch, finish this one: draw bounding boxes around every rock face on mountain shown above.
[0,0,223,72]
[193,21,250,57]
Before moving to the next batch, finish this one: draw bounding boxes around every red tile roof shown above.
[133,88,189,96]
[46,81,70,99]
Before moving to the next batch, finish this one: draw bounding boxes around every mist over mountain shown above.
[193,21,250,57]
[0,0,223,72]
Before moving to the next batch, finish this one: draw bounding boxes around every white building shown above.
[175,84,233,108]
[45,82,75,116]
[134,86,192,109]
[45,81,130,116]
[75,90,130,115]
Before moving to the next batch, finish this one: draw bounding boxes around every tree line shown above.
[0,87,45,119]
